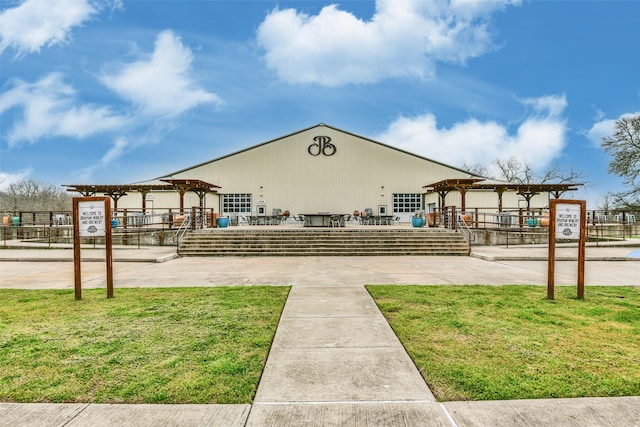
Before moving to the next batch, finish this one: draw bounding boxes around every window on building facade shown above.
[222,194,252,214]
[393,193,422,213]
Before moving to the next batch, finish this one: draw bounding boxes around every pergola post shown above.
[494,187,506,212]
[437,190,450,210]
[139,190,149,214]
[177,187,187,214]
[105,192,126,214]
[456,186,468,212]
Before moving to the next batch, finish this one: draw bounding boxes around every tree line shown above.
[0,180,72,215]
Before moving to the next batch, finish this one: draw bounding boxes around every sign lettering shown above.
[555,203,581,240]
[78,201,106,237]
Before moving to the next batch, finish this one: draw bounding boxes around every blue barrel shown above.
[111,219,119,229]
[12,216,20,226]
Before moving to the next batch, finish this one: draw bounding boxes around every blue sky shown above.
[1,0,639,207]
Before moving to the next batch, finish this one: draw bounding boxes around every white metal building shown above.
[119,123,551,222]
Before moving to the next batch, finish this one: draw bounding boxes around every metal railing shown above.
[1,206,217,246]
[173,214,192,246]
[433,206,639,243]
[455,212,475,243]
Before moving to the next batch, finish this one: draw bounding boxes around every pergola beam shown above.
[63,180,220,214]
[423,179,583,211]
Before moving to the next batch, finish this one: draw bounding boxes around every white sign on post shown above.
[78,201,106,237]
[555,203,581,240]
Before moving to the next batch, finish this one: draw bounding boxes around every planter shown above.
[527,217,538,228]
[539,214,549,227]
[217,217,230,228]
[173,215,186,227]
[12,216,20,226]
[411,217,424,228]
[427,213,435,227]
[111,219,119,229]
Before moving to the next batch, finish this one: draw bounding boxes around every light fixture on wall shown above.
[260,186,263,197]
[381,185,384,197]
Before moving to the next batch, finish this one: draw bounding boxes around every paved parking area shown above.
[1,242,639,427]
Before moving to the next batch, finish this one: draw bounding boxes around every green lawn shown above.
[0,287,289,404]
[368,285,640,401]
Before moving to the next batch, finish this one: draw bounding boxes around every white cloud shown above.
[375,94,567,173]
[256,0,521,86]
[76,136,129,181]
[585,111,640,148]
[0,0,122,57]
[521,94,568,118]
[100,136,128,166]
[0,73,129,146]
[0,169,32,191]
[100,30,222,118]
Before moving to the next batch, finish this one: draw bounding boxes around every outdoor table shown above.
[303,214,346,227]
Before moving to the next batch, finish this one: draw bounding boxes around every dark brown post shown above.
[178,188,187,214]
[547,202,557,300]
[73,200,82,300]
[140,190,148,214]
[577,201,587,299]
[105,198,114,298]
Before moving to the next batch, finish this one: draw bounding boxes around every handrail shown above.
[173,214,192,247]
[455,211,475,244]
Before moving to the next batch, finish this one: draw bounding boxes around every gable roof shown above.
[156,123,481,180]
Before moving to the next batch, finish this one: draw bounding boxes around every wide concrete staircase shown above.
[178,228,470,256]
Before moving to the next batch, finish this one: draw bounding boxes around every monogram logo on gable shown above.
[308,136,336,157]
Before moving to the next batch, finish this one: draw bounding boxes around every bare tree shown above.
[460,162,490,178]
[0,179,72,214]
[491,156,588,185]
[601,114,640,207]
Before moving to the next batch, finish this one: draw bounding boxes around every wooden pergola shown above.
[159,179,221,212]
[424,179,582,211]
[64,179,220,213]
[423,178,484,211]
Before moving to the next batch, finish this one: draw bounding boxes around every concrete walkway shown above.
[248,284,436,426]
[1,241,639,426]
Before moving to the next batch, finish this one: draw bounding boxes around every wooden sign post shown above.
[73,197,114,300]
[547,199,586,300]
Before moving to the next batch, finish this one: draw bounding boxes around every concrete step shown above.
[178,228,470,256]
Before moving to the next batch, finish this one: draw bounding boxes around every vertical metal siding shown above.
[117,127,551,214]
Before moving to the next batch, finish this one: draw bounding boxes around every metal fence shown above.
[433,207,639,242]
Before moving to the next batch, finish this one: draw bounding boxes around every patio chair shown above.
[387,216,400,225]
[293,215,304,226]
